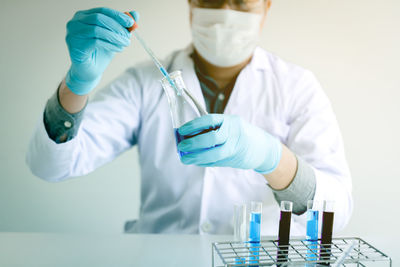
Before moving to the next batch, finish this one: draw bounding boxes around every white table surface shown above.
[0,232,232,267]
[0,233,395,266]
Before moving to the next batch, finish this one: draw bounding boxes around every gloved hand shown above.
[65,8,139,95]
[177,114,282,174]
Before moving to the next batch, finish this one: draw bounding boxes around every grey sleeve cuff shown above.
[43,84,87,143]
[268,156,316,215]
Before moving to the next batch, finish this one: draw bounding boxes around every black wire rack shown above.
[212,237,392,266]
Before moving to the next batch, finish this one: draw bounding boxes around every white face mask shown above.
[191,8,263,68]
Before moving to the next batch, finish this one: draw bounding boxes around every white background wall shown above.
[1,0,399,262]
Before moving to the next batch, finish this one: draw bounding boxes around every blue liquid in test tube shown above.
[306,210,319,241]
[306,200,319,266]
[249,202,262,266]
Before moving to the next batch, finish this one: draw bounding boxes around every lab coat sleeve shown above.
[285,70,353,232]
[26,70,142,182]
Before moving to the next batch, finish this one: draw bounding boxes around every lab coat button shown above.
[201,221,211,233]
[64,121,72,128]
[218,93,225,101]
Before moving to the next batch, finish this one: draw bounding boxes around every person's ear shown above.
[266,0,272,12]
[189,0,193,25]
[260,0,272,30]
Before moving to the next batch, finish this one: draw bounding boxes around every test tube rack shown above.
[212,237,392,266]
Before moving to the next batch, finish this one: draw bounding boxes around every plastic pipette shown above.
[332,241,357,267]
[124,12,182,95]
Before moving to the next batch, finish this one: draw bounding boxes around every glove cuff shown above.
[65,67,101,96]
[254,134,283,174]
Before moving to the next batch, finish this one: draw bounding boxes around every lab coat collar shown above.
[250,46,272,72]
[169,44,271,114]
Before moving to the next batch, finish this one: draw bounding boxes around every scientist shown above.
[27,0,353,235]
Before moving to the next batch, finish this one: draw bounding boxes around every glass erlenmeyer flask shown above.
[160,70,219,157]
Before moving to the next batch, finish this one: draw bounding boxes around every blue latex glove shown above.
[177,114,282,174]
[65,8,139,95]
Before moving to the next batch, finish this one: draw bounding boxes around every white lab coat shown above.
[26,46,352,236]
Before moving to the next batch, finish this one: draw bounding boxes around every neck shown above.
[193,50,251,89]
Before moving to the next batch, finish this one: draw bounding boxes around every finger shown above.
[180,144,230,165]
[67,21,131,48]
[74,12,131,38]
[92,38,125,52]
[198,157,235,168]
[129,10,140,22]
[178,124,228,152]
[79,7,134,28]
[178,114,224,136]
[67,36,124,54]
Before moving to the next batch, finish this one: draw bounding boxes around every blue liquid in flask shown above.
[174,126,220,157]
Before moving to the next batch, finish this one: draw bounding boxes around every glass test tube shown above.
[233,204,247,265]
[320,200,335,265]
[249,201,262,266]
[277,201,293,263]
[306,200,320,241]
[306,200,320,265]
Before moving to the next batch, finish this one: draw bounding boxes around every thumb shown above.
[129,10,140,23]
